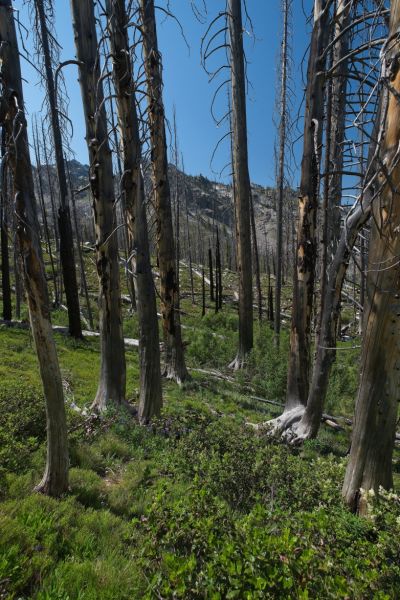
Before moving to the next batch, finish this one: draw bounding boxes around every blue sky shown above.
[17,0,311,187]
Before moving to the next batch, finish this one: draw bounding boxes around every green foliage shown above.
[138,486,400,599]
[325,343,360,416]
[1,271,399,599]
[0,382,46,488]
[248,324,289,401]
[186,312,237,367]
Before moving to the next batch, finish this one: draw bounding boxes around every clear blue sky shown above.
[17,0,311,187]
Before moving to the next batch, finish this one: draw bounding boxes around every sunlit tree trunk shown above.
[286,0,352,441]
[228,0,253,369]
[0,0,68,496]
[140,0,188,384]
[285,0,331,409]
[343,2,400,512]
[106,0,162,422]
[70,0,126,410]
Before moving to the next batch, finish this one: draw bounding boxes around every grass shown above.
[1,261,400,598]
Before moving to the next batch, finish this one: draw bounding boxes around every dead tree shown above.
[228,0,253,368]
[184,179,195,304]
[250,193,262,321]
[140,0,188,384]
[1,128,11,321]
[34,0,82,338]
[0,0,68,496]
[106,0,162,422]
[32,118,58,304]
[343,1,400,512]
[41,119,62,304]
[274,0,291,344]
[285,0,332,410]
[208,246,214,301]
[70,0,126,410]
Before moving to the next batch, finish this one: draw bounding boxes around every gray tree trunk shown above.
[274,0,290,345]
[343,2,400,511]
[282,0,353,441]
[0,0,68,496]
[228,0,253,369]
[106,0,162,422]
[140,0,188,384]
[35,0,82,339]
[70,0,126,410]
[1,128,12,321]
[285,0,331,409]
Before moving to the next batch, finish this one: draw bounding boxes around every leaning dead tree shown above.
[33,0,82,339]
[106,0,162,422]
[343,0,400,513]
[70,0,126,410]
[0,0,68,496]
[260,0,389,441]
[139,0,189,383]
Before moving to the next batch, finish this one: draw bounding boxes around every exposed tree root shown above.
[254,406,305,437]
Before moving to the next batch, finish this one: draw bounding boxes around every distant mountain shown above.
[34,159,297,251]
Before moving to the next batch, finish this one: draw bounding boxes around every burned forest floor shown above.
[1,257,400,599]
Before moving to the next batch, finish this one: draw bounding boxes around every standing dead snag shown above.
[343,0,400,513]
[228,0,253,369]
[70,0,126,410]
[286,0,332,410]
[274,0,291,345]
[0,0,68,496]
[34,0,82,339]
[1,128,11,321]
[106,0,162,423]
[140,0,189,384]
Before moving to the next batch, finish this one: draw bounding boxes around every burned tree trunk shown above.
[32,119,58,305]
[1,129,11,321]
[35,0,82,338]
[208,247,214,302]
[70,0,126,410]
[274,0,290,344]
[250,193,262,322]
[140,0,188,384]
[106,0,162,422]
[228,0,253,369]
[343,3,400,512]
[0,0,68,496]
[282,0,355,442]
[285,0,331,409]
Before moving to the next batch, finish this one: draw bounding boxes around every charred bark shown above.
[286,0,332,409]
[35,0,82,338]
[70,0,126,410]
[343,3,400,511]
[140,0,188,384]
[106,0,162,422]
[0,0,68,496]
[1,129,11,321]
[228,0,253,369]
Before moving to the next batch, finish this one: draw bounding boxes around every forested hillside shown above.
[1,0,400,598]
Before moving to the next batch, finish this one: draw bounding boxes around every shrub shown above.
[0,383,46,482]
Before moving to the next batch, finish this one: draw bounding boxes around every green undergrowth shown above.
[1,399,400,598]
[1,267,399,598]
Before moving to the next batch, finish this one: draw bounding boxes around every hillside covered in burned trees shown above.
[1,1,400,598]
